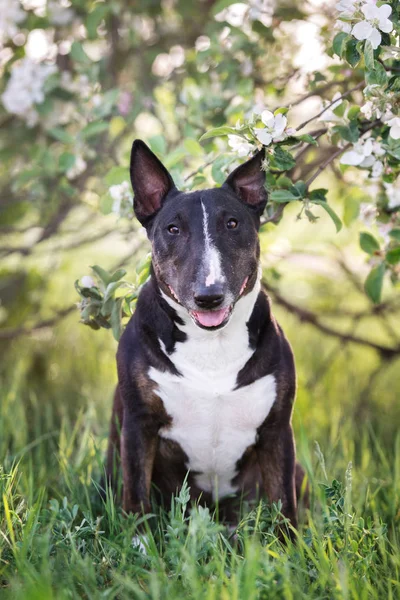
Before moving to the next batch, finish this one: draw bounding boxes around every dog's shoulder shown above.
[237,288,296,400]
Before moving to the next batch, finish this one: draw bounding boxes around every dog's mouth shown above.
[190,305,232,330]
[167,277,249,330]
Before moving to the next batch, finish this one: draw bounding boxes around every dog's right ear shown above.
[130,139,176,225]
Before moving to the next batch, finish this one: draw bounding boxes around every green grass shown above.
[1,312,400,599]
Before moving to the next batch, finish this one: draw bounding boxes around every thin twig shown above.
[296,81,365,132]
[263,280,400,359]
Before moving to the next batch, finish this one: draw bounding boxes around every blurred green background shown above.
[1,0,400,596]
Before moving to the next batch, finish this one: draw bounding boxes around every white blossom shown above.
[47,1,74,26]
[387,117,400,140]
[1,58,56,126]
[385,179,400,209]
[359,202,377,226]
[352,3,393,50]
[377,221,393,242]
[341,137,385,178]
[81,275,96,288]
[319,92,344,123]
[254,110,287,146]
[335,20,352,33]
[228,134,255,157]
[0,0,25,44]
[336,0,358,19]
[110,181,134,218]
[66,155,87,180]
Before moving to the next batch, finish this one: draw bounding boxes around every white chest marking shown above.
[201,201,224,287]
[149,276,277,500]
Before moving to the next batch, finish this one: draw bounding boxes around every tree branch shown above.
[263,280,400,359]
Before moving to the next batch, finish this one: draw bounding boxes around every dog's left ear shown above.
[130,139,177,225]
[223,150,267,218]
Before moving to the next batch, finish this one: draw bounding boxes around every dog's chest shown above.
[149,332,276,499]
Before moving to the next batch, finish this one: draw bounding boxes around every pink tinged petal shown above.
[352,21,373,41]
[378,4,392,19]
[260,110,274,126]
[255,128,272,145]
[379,18,393,33]
[368,27,381,50]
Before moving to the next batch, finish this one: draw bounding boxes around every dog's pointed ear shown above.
[223,150,267,217]
[130,139,176,225]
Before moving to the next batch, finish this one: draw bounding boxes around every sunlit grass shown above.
[1,312,400,598]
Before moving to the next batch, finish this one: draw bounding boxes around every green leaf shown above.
[365,61,387,86]
[332,32,350,57]
[184,138,204,156]
[309,188,328,202]
[311,199,342,232]
[104,166,129,186]
[274,107,289,116]
[48,127,74,144]
[345,38,361,67]
[59,153,75,172]
[293,180,306,198]
[343,195,360,227]
[364,40,374,71]
[386,247,400,265]
[70,41,91,64]
[91,265,112,286]
[211,155,229,185]
[110,298,123,341]
[389,229,400,242]
[347,105,360,121]
[333,122,359,143]
[86,4,109,39]
[295,133,318,146]
[149,135,167,155]
[270,146,296,171]
[365,263,385,304]
[80,121,109,139]
[104,281,124,303]
[109,268,127,283]
[269,189,299,203]
[359,232,380,254]
[199,126,238,141]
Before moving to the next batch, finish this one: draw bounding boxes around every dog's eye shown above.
[226,218,238,230]
[167,224,180,235]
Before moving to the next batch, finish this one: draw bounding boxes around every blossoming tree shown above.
[0,0,399,355]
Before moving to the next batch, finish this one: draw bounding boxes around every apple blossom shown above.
[254,110,287,146]
[352,3,393,50]
[1,58,57,126]
[228,134,255,157]
[387,117,400,141]
[0,0,25,44]
[81,276,96,289]
[110,181,134,219]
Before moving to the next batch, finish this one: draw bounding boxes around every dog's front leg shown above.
[120,407,158,515]
[256,424,298,530]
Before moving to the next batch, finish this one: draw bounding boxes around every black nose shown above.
[194,287,224,309]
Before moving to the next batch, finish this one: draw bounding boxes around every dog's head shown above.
[130,139,267,330]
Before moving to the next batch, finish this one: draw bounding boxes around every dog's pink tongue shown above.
[193,308,228,327]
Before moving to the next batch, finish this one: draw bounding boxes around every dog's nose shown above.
[194,286,224,309]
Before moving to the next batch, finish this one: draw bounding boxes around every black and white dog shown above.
[107,140,305,531]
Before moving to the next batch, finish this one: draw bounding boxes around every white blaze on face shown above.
[201,201,224,287]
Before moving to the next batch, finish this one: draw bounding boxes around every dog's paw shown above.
[132,534,148,554]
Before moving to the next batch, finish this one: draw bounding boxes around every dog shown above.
[106,139,306,532]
